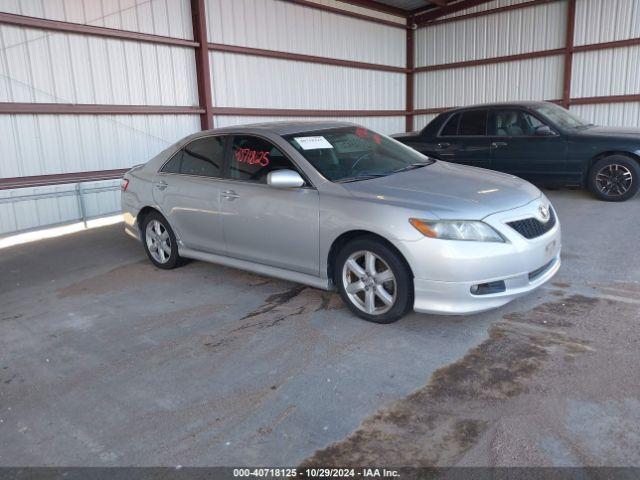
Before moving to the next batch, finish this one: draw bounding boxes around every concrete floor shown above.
[0,189,639,467]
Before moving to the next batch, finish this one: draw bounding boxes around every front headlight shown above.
[409,218,505,243]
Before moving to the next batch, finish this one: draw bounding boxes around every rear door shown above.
[218,134,320,276]
[432,109,491,168]
[489,108,568,183]
[152,135,228,254]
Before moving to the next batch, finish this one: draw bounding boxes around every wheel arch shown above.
[137,206,163,228]
[585,150,640,185]
[326,230,414,288]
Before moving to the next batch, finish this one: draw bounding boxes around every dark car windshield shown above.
[283,126,433,182]
[532,103,591,129]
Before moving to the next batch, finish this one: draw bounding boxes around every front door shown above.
[489,108,568,184]
[152,135,227,254]
[219,135,320,276]
[432,109,491,169]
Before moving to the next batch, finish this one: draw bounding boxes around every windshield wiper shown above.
[391,161,434,174]
[337,173,389,183]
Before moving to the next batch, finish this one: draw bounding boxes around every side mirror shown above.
[535,125,555,136]
[267,169,305,188]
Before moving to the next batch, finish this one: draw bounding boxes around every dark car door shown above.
[429,109,491,169]
[489,108,568,184]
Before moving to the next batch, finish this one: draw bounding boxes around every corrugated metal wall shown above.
[413,0,640,131]
[570,0,640,125]
[415,1,567,66]
[0,0,201,235]
[0,0,407,236]
[205,0,406,131]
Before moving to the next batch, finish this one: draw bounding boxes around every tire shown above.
[140,211,183,269]
[335,237,413,324]
[588,155,640,202]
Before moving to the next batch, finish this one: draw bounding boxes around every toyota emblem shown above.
[539,204,550,221]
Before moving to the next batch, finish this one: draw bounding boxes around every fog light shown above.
[470,281,506,295]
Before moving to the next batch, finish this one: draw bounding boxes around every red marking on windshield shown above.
[235,148,270,167]
[355,127,368,138]
[373,133,381,144]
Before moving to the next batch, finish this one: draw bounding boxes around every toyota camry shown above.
[122,122,561,323]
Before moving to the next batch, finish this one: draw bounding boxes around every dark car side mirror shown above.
[535,125,556,136]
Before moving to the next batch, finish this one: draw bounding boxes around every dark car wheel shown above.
[588,155,640,202]
[141,211,183,269]
[335,237,413,324]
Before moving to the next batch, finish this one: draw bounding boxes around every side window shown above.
[181,136,225,177]
[161,152,182,173]
[230,135,300,184]
[160,136,225,176]
[459,110,488,136]
[493,110,547,136]
[440,113,461,136]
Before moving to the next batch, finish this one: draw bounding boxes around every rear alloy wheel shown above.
[589,155,639,202]
[141,212,183,269]
[336,238,413,323]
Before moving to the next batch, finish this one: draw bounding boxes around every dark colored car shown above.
[393,101,640,201]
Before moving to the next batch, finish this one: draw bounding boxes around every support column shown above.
[405,17,415,132]
[191,0,213,130]
[562,0,577,109]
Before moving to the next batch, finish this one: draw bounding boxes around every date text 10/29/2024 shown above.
[233,468,400,478]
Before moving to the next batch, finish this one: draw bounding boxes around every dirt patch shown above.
[303,295,596,467]
[56,261,173,298]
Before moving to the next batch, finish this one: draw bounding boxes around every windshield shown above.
[283,126,433,182]
[532,103,591,129]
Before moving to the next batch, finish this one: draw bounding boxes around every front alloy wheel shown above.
[336,237,413,323]
[589,155,640,202]
[342,250,397,315]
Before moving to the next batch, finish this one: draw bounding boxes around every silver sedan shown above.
[122,121,561,323]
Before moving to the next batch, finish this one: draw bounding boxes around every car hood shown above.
[577,125,640,138]
[341,161,541,220]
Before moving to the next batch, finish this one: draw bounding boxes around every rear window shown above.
[459,110,488,136]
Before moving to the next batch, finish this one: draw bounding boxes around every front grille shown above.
[528,258,556,282]
[507,209,556,239]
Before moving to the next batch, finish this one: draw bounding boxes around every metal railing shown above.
[0,183,122,237]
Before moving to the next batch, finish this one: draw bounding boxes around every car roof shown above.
[443,101,555,113]
[194,120,359,137]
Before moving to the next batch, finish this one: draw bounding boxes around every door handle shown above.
[154,181,168,191]
[436,142,451,149]
[221,190,240,200]
[491,142,508,148]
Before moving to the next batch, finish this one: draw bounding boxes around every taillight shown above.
[121,178,129,191]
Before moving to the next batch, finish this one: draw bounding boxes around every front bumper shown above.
[413,252,560,314]
[402,199,562,315]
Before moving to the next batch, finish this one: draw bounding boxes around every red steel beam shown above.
[191,0,214,130]
[570,94,640,106]
[209,43,408,73]
[416,0,560,27]
[414,47,566,72]
[573,37,640,53]
[562,0,577,108]
[0,169,129,190]
[334,0,408,16]
[415,0,494,25]
[283,0,407,28]
[406,18,415,132]
[0,103,204,115]
[211,107,407,117]
[0,12,198,47]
